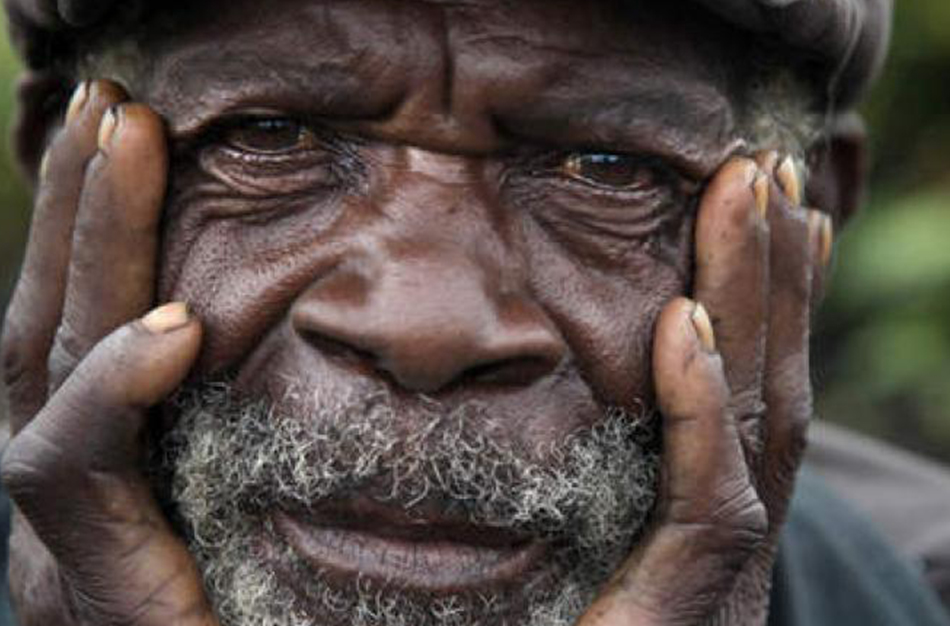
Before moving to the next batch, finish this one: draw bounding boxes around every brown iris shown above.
[224,118,316,154]
[562,153,655,190]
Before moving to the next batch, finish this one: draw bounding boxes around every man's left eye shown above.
[561,153,656,191]
[223,117,316,154]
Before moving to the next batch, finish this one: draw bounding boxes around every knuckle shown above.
[48,320,88,386]
[769,357,813,411]
[729,388,765,419]
[712,483,768,541]
[734,396,768,454]
[1,429,66,502]
[1,311,37,390]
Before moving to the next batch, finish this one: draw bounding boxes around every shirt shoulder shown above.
[805,421,950,609]
[769,467,950,626]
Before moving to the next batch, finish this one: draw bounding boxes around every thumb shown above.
[2,302,219,626]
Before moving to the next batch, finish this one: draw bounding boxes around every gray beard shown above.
[156,381,660,626]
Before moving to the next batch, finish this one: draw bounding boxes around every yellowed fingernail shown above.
[97,106,120,150]
[755,150,779,173]
[807,210,833,268]
[691,303,716,353]
[753,171,769,219]
[820,214,834,267]
[65,81,90,125]
[776,156,801,206]
[141,302,191,334]
[38,150,51,181]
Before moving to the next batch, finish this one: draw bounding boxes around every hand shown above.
[1,78,829,626]
[1,80,217,626]
[577,155,831,625]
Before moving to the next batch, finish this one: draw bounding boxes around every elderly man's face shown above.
[90,0,754,623]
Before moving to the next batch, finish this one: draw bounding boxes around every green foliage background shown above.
[1,6,949,462]
[812,1,950,463]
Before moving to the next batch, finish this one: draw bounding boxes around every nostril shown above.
[297,328,379,371]
[463,356,558,387]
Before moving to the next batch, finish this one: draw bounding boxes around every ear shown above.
[12,70,76,189]
[804,112,869,228]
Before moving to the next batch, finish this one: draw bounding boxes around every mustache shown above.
[156,380,661,545]
[152,379,663,626]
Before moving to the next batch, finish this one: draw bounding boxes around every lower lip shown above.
[271,511,548,593]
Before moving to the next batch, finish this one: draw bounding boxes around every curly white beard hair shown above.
[155,381,661,626]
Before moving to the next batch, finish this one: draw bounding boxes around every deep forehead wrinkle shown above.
[142,50,739,176]
[143,51,408,136]
[127,0,742,171]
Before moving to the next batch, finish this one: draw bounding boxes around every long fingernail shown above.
[691,303,716,353]
[141,302,192,334]
[65,81,90,125]
[819,215,834,267]
[776,156,801,206]
[753,171,769,219]
[807,210,834,268]
[39,150,51,181]
[97,106,120,151]
[756,150,779,173]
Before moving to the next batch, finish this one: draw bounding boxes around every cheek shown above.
[524,212,693,407]
[158,167,696,397]
[157,189,352,372]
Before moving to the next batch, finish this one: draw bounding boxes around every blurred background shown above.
[0,3,949,463]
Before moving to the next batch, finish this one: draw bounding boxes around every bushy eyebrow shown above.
[494,79,742,178]
[147,51,742,178]
[145,52,407,137]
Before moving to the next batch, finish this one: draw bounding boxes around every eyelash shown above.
[192,115,698,210]
[190,115,369,195]
[517,150,692,199]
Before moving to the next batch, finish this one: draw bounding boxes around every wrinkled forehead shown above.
[110,0,751,86]
[6,0,892,115]
[85,0,753,163]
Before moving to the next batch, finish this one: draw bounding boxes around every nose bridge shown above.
[291,161,566,392]
[404,147,472,184]
[369,146,521,308]
[378,147,489,222]
[374,242,500,354]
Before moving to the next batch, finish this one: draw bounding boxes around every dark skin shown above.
[0,0,864,624]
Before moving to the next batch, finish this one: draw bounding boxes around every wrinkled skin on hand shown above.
[0,1,861,625]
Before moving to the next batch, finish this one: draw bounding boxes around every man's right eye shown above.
[191,115,359,202]
[222,117,317,155]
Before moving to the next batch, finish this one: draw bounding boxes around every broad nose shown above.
[291,254,565,393]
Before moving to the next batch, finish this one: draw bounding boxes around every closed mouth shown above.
[270,496,549,593]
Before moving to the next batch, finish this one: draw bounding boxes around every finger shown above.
[653,300,757,527]
[576,299,765,626]
[1,80,127,430]
[809,209,834,307]
[774,153,833,310]
[2,303,217,626]
[692,157,770,442]
[758,157,816,525]
[50,103,168,390]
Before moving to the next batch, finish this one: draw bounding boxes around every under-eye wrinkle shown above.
[176,113,366,204]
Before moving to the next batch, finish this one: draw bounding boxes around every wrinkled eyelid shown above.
[170,111,315,153]
[557,151,693,192]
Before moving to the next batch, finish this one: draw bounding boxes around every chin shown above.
[154,380,660,626]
